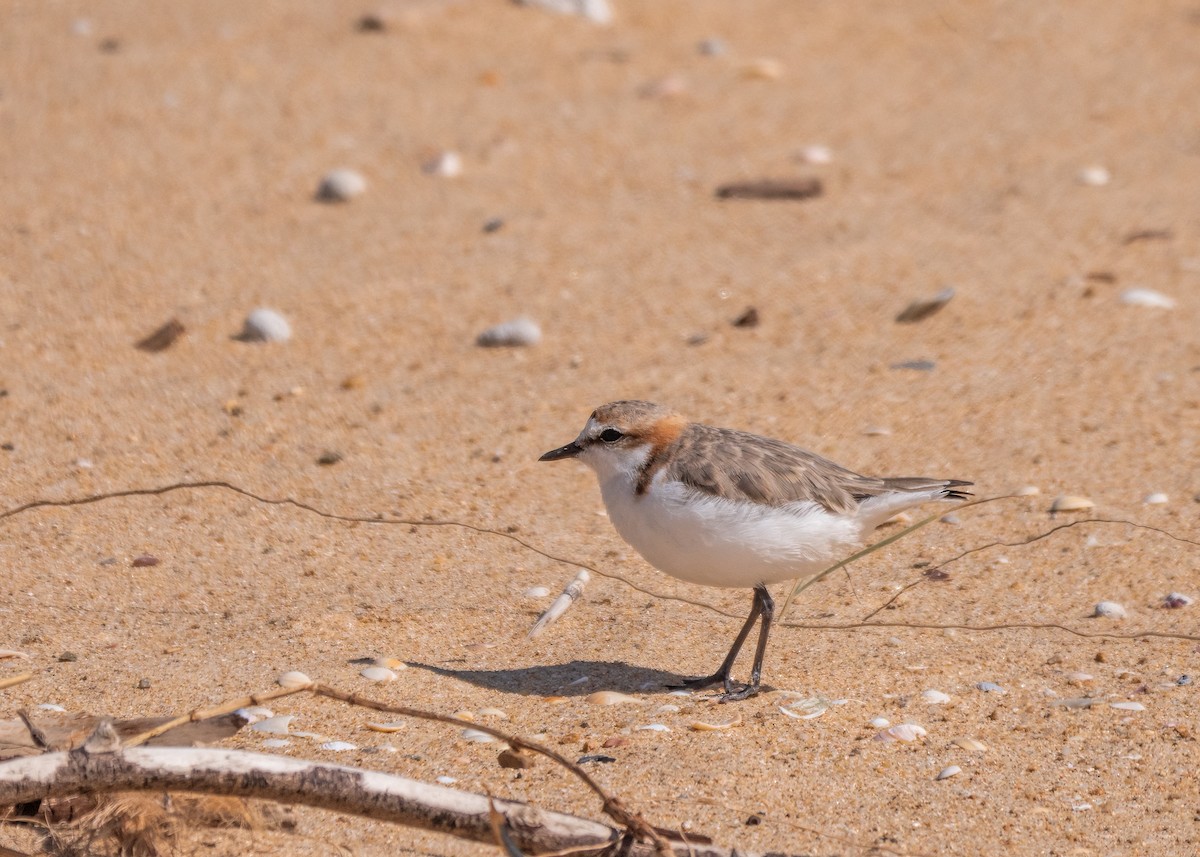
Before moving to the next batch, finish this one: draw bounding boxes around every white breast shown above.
[598,471,866,589]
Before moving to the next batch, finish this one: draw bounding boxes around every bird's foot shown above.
[716,682,760,703]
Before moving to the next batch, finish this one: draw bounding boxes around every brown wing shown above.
[662,424,888,515]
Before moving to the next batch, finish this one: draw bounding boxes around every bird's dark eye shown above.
[599,428,623,443]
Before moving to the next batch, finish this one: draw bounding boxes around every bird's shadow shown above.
[405,659,684,697]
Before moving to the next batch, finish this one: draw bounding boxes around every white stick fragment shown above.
[0,746,780,857]
[527,570,590,638]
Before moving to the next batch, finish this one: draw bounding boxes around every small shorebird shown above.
[540,400,971,701]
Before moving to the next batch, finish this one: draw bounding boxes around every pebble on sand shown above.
[315,168,367,202]
[423,151,463,177]
[797,144,833,164]
[922,689,951,704]
[239,308,292,343]
[1163,592,1194,609]
[476,317,541,347]
[1093,601,1127,619]
[1143,492,1169,505]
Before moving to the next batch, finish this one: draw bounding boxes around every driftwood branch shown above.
[0,745,777,857]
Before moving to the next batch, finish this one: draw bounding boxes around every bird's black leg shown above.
[718,585,774,702]
[671,587,764,693]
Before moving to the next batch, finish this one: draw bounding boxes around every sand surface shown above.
[2,1,1198,855]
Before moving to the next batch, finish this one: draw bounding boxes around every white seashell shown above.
[461,728,494,743]
[779,705,826,720]
[1093,601,1127,619]
[1066,672,1094,685]
[477,707,508,719]
[242,309,292,343]
[667,689,693,697]
[436,775,457,785]
[1120,288,1175,309]
[976,681,1005,694]
[365,722,406,733]
[868,717,890,728]
[953,737,987,752]
[477,317,542,348]
[277,670,312,689]
[1015,485,1040,496]
[251,715,294,734]
[321,741,357,751]
[423,151,462,177]
[797,144,833,165]
[315,168,367,202]
[862,425,892,436]
[1110,701,1145,712]
[38,703,67,712]
[654,704,681,714]
[1077,165,1111,186]
[566,676,590,687]
[936,765,962,781]
[515,0,612,25]
[1051,495,1094,512]
[636,723,671,732]
[879,723,927,742]
[523,586,551,599]
[0,649,30,660]
[585,691,643,706]
[690,717,742,731]
[234,706,274,723]
[922,689,952,705]
[360,666,398,682]
[1143,492,1169,505]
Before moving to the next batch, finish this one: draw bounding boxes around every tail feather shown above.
[856,478,973,530]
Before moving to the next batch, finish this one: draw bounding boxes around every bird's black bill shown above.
[538,441,583,462]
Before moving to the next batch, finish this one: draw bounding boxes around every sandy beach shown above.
[2,1,1198,854]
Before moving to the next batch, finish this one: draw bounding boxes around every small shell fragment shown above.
[952,737,987,752]
[528,570,590,638]
[1110,701,1145,712]
[585,691,643,706]
[654,704,681,714]
[315,168,367,202]
[690,717,742,731]
[741,57,783,80]
[38,703,67,712]
[922,689,951,705]
[462,728,495,743]
[1077,165,1111,186]
[370,657,407,670]
[0,650,30,660]
[1093,601,1127,619]
[476,317,542,348]
[1015,485,1040,496]
[868,717,890,728]
[1120,288,1176,309]
[360,666,398,682]
[896,287,955,324]
[636,723,671,732]
[365,722,406,733]
[878,723,926,742]
[1143,492,1169,505]
[277,671,312,689]
[1051,495,1094,513]
[321,741,357,751]
[797,144,833,164]
[478,707,509,719]
[523,586,551,598]
[436,775,457,785]
[976,682,1006,694]
[936,765,962,781]
[234,706,274,723]
[251,715,294,735]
